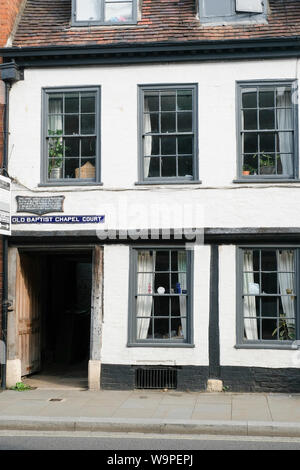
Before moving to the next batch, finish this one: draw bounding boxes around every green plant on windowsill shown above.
[48,129,64,178]
[259,152,276,175]
[272,314,296,341]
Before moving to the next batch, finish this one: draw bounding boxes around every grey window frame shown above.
[71,0,137,26]
[236,80,299,182]
[236,245,300,349]
[41,86,101,186]
[128,246,194,347]
[137,84,199,184]
[199,0,268,24]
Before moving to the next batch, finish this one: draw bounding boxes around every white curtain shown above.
[144,99,152,178]
[178,252,187,339]
[137,251,155,340]
[277,250,295,337]
[277,90,293,176]
[76,0,101,21]
[49,97,63,133]
[243,251,258,340]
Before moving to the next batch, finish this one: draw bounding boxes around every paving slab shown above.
[232,395,272,422]
[192,404,232,421]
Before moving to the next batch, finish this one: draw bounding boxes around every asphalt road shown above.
[1,432,300,450]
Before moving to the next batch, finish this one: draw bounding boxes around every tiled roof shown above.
[12,0,300,48]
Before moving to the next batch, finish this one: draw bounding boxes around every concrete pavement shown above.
[1,388,300,437]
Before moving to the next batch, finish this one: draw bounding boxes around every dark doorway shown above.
[22,251,92,389]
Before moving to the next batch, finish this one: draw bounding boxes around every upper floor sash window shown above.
[237,81,298,180]
[72,0,137,25]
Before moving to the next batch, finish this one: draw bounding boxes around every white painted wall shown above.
[219,245,300,368]
[101,244,210,365]
[7,58,300,369]
[7,58,300,232]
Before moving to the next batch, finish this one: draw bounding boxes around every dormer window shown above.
[72,0,137,26]
[199,0,267,25]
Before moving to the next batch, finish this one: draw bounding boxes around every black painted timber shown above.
[209,245,220,378]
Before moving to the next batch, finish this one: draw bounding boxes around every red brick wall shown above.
[0,0,24,47]
[0,0,23,334]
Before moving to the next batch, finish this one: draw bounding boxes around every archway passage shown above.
[17,250,92,390]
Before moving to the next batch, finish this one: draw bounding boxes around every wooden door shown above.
[16,253,42,376]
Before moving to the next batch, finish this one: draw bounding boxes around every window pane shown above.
[171,251,187,272]
[259,110,275,130]
[178,136,193,155]
[277,132,293,154]
[76,0,101,21]
[276,89,292,108]
[243,110,257,130]
[144,114,159,133]
[243,133,258,153]
[161,92,176,111]
[81,137,96,157]
[261,273,278,294]
[243,273,260,294]
[161,157,176,177]
[153,318,169,339]
[81,114,95,134]
[154,273,170,294]
[65,93,79,113]
[243,316,259,340]
[261,250,277,271]
[81,93,95,113]
[161,113,176,133]
[161,136,176,155]
[177,112,192,132]
[171,273,186,293]
[137,318,152,340]
[259,90,274,108]
[155,251,169,271]
[260,133,275,153]
[242,89,257,108]
[48,116,63,134]
[261,297,277,317]
[65,115,79,135]
[203,0,232,16]
[65,158,79,179]
[105,2,133,22]
[49,95,63,114]
[278,154,294,176]
[171,318,184,339]
[277,109,293,130]
[178,157,193,178]
[137,274,153,294]
[171,296,180,315]
[65,138,79,157]
[79,159,96,179]
[153,296,169,316]
[144,136,159,156]
[262,319,277,340]
[145,157,160,178]
[177,91,192,111]
[259,153,275,175]
[243,153,258,175]
[145,93,159,112]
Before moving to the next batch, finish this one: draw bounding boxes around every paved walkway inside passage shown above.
[1,389,300,436]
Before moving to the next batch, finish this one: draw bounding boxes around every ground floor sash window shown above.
[241,248,296,343]
[130,248,192,345]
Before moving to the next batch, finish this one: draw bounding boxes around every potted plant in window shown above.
[260,153,275,175]
[48,130,64,179]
